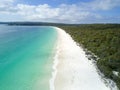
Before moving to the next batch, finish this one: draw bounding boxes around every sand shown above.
[50,27,117,90]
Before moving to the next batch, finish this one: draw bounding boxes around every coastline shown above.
[52,27,114,90]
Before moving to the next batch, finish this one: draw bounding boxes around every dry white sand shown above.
[50,27,117,90]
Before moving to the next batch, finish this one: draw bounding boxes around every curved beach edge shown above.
[50,27,118,90]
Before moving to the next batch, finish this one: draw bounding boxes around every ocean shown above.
[0,25,57,90]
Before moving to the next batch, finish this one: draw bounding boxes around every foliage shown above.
[59,24,120,89]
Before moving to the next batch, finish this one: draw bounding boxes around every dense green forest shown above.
[58,24,120,89]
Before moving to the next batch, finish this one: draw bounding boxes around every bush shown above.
[59,24,120,89]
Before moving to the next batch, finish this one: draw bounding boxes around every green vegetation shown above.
[58,24,120,89]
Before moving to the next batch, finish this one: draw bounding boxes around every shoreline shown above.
[49,37,60,90]
[51,27,117,90]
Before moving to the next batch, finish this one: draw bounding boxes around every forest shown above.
[58,24,120,89]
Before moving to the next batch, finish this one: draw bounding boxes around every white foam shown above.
[49,41,60,90]
[50,27,118,90]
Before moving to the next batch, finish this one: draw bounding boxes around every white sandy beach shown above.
[50,27,114,90]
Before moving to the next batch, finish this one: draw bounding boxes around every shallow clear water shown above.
[0,25,57,90]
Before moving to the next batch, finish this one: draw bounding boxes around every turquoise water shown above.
[0,25,57,90]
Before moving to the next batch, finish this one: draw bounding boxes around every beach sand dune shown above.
[53,27,111,90]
